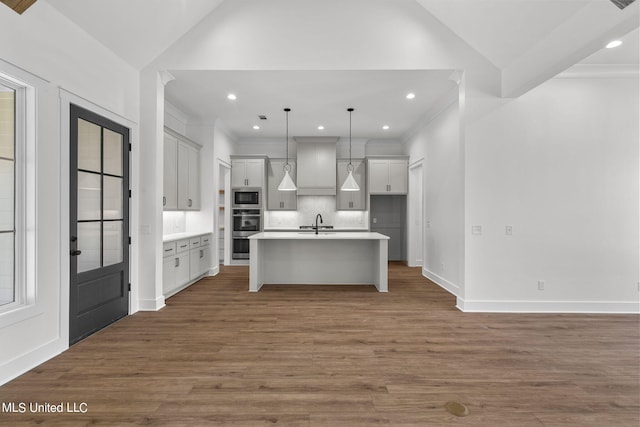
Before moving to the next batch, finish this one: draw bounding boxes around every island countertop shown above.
[249,231,389,240]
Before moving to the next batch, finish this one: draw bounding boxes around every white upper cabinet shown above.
[231,157,265,188]
[163,133,178,210]
[163,129,201,211]
[336,159,366,210]
[295,137,337,195]
[267,159,297,210]
[368,157,408,195]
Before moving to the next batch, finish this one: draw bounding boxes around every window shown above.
[0,82,15,307]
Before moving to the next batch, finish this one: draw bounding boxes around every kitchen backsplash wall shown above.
[163,211,186,235]
[264,196,368,229]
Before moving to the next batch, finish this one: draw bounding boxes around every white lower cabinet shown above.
[163,233,211,297]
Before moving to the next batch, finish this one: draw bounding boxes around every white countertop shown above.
[263,227,369,232]
[249,231,389,240]
[163,231,211,243]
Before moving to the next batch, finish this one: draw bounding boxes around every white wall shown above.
[0,3,139,385]
[404,101,464,296]
[463,76,639,312]
[136,0,499,310]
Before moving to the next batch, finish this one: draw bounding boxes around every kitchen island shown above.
[248,232,389,292]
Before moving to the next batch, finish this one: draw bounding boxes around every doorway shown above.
[217,160,231,265]
[408,161,424,267]
[69,104,130,345]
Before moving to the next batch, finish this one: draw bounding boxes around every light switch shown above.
[505,225,513,236]
[372,218,377,224]
[471,225,482,235]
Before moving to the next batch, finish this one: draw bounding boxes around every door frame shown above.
[408,159,424,267]
[59,90,139,347]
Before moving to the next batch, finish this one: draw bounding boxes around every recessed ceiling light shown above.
[382,125,390,130]
[252,125,260,130]
[227,93,237,100]
[406,93,416,100]
[606,40,623,49]
[317,125,325,130]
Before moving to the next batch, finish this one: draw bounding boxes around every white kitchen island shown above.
[248,232,390,292]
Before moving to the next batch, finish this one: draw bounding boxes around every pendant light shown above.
[341,108,360,192]
[278,108,297,191]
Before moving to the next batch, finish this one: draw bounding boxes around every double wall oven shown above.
[232,189,262,259]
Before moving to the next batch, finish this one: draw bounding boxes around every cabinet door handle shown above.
[349,201,353,208]
[200,249,203,258]
[175,258,180,267]
[163,196,166,206]
[70,249,82,256]
[280,201,284,208]
[188,198,192,207]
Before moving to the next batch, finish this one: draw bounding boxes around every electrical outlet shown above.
[372,218,377,224]
[505,225,513,236]
[426,220,431,228]
[472,225,482,235]
[538,280,545,291]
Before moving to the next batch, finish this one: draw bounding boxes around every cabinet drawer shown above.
[162,241,176,258]
[176,239,190,253]
[200,235,211,246]
[190,237,201,248]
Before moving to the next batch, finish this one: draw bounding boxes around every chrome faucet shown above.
[314,214,323,235]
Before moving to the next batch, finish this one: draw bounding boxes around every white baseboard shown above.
[0,338,67,386]
[423,268,460,296]
[210,265,220,276]
[457,298,640,314]
[137,296,166,311]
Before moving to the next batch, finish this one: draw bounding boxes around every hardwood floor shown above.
[1,263,638,426]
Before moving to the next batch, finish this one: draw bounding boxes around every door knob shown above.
[70,249,82,256]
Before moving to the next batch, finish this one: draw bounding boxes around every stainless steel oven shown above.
[232,208,261,259]
[232,189,261,208]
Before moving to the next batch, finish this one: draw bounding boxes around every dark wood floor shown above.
[1,263,638,426]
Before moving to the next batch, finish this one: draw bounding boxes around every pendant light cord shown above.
[284,108,290,171]
[348,108,354,170]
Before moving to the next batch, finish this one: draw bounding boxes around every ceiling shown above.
[39,0,638,140]
[165,70,458,140]
[45,0,225,69]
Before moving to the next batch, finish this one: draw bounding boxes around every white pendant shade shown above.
[278,169,297,191]
[341,170,360,191]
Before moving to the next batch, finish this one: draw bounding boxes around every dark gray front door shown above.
[69,104,130,345]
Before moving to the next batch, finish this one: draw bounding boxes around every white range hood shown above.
[294,137,338,196]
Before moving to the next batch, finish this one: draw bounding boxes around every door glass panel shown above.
[77,222,101,273]
[77,119,101,172]
[103,176,122,220]
[103,129,122,176]
[0,232,14,305]
[103,221,122,266]
[0,158,14,230]
[0,88,14,159]
[77,172,101,221]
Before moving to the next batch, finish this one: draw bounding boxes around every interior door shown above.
[70,104,130,345]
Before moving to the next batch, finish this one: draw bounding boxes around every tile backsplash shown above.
[163,211,186,235]
[264,196,368,229]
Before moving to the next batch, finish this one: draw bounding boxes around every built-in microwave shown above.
[232,189,261,208]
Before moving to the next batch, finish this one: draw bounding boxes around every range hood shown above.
[294,137,338,196]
